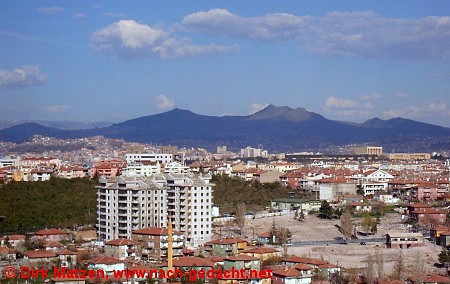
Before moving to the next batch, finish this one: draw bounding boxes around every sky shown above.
[1,1,450,127]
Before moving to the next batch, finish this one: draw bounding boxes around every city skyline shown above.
[1,1,450,127]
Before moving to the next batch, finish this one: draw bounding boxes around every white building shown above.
[240,147,268,158]
[125,153,173,164]
[123,162,162,176]
[97,173,213,247]
[163,162,190,174]
[0,157,19,167]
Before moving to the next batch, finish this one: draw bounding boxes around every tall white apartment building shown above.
[125,153,173,164]
[123,162,162,177]
[97,173,213,247]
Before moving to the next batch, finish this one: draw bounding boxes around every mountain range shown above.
[1,105,449,152]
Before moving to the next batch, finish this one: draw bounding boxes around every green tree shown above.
[361,214,378,234]
[340,209,353,239]
[438,248,449,266]
[235,202,246,232]
[318,200,333,219]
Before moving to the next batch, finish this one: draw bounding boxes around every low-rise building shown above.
[104,238,138,260]
[131,227,184,261]
[385,232,424,248]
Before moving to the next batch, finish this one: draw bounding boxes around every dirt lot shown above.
[243,212,446,277]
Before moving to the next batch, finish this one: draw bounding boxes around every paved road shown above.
[291,237,386,246]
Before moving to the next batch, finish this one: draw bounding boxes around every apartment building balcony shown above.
[118,190,128,196]
[118,211,128,217]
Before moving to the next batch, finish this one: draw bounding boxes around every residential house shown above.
[30,169,53,181]
[241,247,281,261]
[349,202,372,213]
[411,208,447,227]
[0,246,16,260]
[3,234,25,247]
[24,250,59,266]
[34,228,71,242]
[272,267,312,284]
[411,182,448,201]
[270,199,321,212]
[281,256,329,272]
[104,238,138,260]
[280,171,304,188]
[131,227,184,261]
[257,232,272,244]
[43,241,64,252]
[430,226,450,244]
[386,232,424,248]
[362,181,387,196]
[87,256,125,274]
[57,165,90,179]
[223,255,260,271]
[318,177,357,201]
[164,256,214,272]
[204,238,248,256]
[317,263,341,279]
[57,250,77,267]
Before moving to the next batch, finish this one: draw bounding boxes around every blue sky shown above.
[1,1,450,127]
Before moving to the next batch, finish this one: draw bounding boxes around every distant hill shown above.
[0,105,449,151]
[0,120,112,130]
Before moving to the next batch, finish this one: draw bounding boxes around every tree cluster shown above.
[212,175,288,213]
[318,200,333,219]
[0,177,97,233]
[269,221,292,246]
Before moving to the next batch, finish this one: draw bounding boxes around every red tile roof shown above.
[57,249,77,255]
[35,228,68,236]
[88,256,123,265]
[282,256,328,266]
[25,250,57,258]
[204,237,247,245]
[257,231,271,238]
[5,234,26,241]
[272,267,303,277]
[413,208,446,214]
[294,263,312,270]
[105,238,137,246]
[43,241,64,248]
[242,247,280,254]
[168,257,214,268]
[0,246,14,254]
[224,255,258,261]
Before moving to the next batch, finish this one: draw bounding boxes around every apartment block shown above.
[97,173,213,247]
[125,153,173,164]
[354,146,383,156]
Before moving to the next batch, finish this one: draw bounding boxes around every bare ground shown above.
[243,212,445,277]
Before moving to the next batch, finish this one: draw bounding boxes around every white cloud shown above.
[44,105,69,113]
[0,66,47,89]
[325,96,358,109]
[37,6,64,15]
[104,12,127,18]
[361,93,380,101]
[155,94,174,109]
[250,103,269,114]
[182,9,450,60]
[394,92,410,98]
[91,19,237,59]
[73,13,87,19]
[383,102,450,119]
